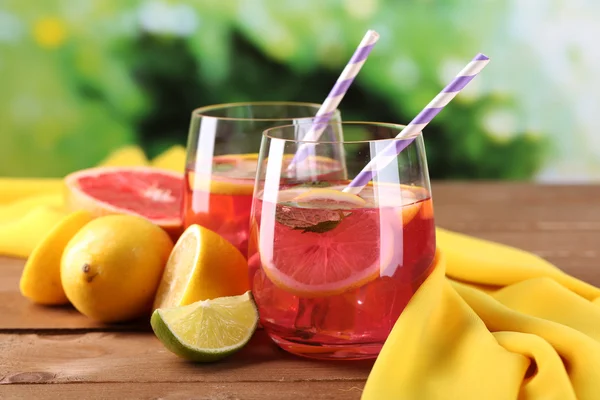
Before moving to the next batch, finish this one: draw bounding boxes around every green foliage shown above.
[0,0,146,177]
[0,0,548,179]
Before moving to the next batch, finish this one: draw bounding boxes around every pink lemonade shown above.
[183,155,345,256]
[183,185,253,255]
[183,155,256,256]
[248,183,436,360]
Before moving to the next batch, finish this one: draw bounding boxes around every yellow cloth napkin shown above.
[363,228,600,400]
[0,145,185,258]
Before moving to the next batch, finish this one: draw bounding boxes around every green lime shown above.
[150,291,259,362]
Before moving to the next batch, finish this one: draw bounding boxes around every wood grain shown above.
[433,183,600,233]
[1,184,599,399]
[1,382,365,400]
[0,331,372,384]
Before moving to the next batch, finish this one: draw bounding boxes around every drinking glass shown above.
[183,102,342,256]
[248,122,436,360]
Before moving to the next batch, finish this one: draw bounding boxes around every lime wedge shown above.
[150,291,259,362]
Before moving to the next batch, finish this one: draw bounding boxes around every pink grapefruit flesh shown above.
[260,200,393,298]
[65,166,184,238]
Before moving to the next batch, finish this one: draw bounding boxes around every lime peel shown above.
[151,291,259,363]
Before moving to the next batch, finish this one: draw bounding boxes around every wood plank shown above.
[432,183,600,233]
[0,331,373,384]
[432,182,600,206]
[0,382,364,400]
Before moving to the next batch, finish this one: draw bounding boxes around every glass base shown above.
[267,332,382,360]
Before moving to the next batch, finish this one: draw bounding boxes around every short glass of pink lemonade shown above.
[183,102,341,256]
[248,122,436,360]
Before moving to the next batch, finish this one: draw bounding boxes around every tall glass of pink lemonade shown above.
[249,122,436,360]
[183,102,342,256]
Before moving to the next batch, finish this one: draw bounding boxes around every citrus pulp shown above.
[64,166,183,238]
[259,189,393,297]
[151,291,258,362]
[153,224,249,310]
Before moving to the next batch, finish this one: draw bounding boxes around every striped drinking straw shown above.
[288,30,380,167]
[343,53,490,195]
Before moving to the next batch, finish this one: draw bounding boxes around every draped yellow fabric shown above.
[363,229,600,400]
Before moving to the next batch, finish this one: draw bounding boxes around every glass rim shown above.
[263,121,418,144]
[191,101,340,122]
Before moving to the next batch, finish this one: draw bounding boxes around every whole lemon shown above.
[61,215,174,323]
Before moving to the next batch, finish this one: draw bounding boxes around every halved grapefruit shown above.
[64,167,183,238]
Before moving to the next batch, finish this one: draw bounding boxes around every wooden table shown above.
[1,183,599,399]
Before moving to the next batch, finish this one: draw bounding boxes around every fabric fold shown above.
[363,231,600,400]
[363,251,530,400]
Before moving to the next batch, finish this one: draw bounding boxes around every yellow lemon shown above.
[20,210,95,305]
[61,215,173,323]
[153,224,249,310]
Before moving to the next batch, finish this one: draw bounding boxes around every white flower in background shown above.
[11,95,41,125]
[237,1,298,60]
[481,108,519,142]
[482,0,600,180]
[138,1,199,37]
[389,56,420,90]
[0,11,23,43]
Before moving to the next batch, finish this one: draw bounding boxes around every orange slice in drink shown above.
[420,198,434,220]
[391,189,422,226]
[259,190,392,298]
[363,183,423,226]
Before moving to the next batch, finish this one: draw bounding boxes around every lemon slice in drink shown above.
[292,188,366,209]
[361,183,423,226]
[384,188,422,226]
[151,291,258,362]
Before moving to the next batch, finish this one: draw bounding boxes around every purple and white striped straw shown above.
[289,30,380,166]
[343,53,490,194]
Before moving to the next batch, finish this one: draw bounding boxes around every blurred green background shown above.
[1,0,599,181]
